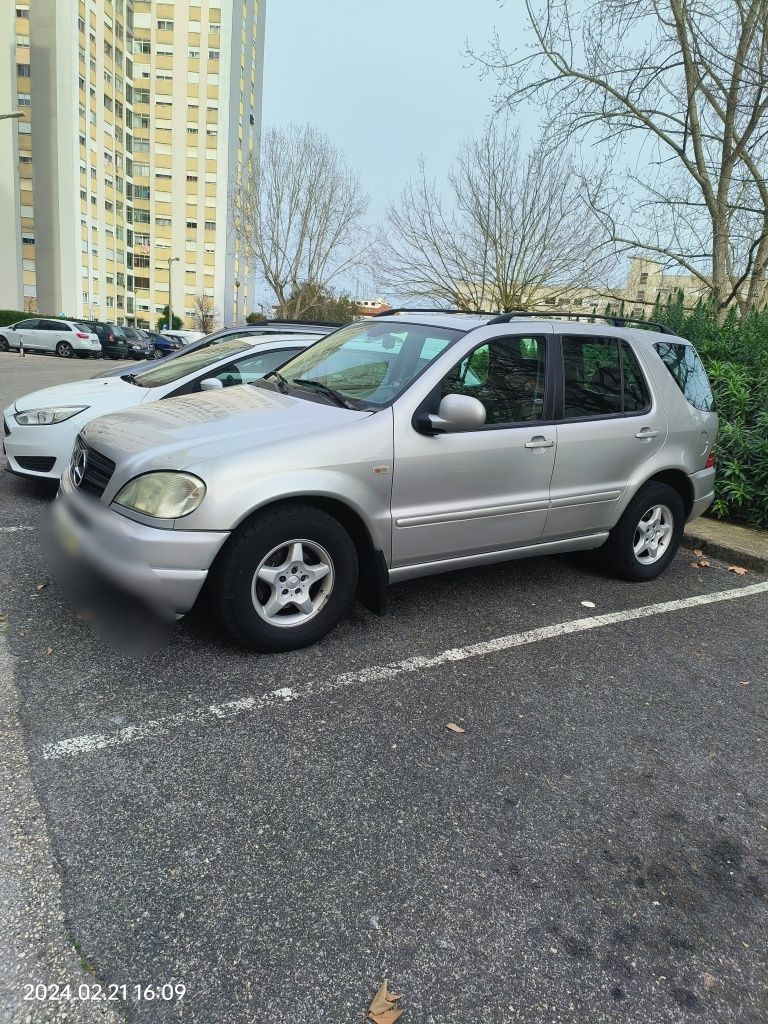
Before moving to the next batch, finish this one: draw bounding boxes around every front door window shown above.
[440,335,547,425]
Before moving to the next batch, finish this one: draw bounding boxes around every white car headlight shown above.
[15,406,89,426]
[114,472,206,519]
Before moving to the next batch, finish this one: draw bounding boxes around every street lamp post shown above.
[234,278,241,325]
[0,111,25,122]
[166,256,180,330]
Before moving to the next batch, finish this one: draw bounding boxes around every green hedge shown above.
[638,296,768,529]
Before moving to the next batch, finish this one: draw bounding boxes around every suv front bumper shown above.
[53,471,230,615]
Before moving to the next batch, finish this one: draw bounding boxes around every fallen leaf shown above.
[728,565,748,575]
[702,973,717,992]
[739,680,751,686]
[36,581,48,591]
[45,647,53,656]
[693,548,704,557]
[689,561,700,570]
[368,980,404,1024]
[446,722,465,734]
[698,559,711,568]
[0,613,7,623]
[581,600,596,608]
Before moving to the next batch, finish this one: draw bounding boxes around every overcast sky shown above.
[261,0,538,281]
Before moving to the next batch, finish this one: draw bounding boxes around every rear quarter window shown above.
[654,342,715,412]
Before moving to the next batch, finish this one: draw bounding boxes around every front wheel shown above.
[56,341,74,358]
[210,504,358,652]
[600,482,685,581]
[0,336,9,352]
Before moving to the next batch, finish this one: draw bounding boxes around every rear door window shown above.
[560,336,651,418]
[654,342,715,412]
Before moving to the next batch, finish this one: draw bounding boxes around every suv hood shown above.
[81,384,372,471]
[13,377,145,413]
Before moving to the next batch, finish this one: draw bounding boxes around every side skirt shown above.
[388,533,610,584]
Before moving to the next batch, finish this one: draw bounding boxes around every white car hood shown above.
[13,376,147,414]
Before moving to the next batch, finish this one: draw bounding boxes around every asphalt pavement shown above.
[1,353,767,1023]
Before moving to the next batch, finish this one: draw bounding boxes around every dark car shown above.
[122,327,154,358]
[148,332,182,358]
[79,320,129,359]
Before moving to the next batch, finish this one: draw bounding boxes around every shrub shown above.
[649,295,768,528]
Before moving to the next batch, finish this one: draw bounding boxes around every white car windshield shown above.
[129,340,254,388]
[268,321,463,407]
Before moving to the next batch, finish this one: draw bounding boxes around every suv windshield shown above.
[267,321,463,407]
[131,339,253,387]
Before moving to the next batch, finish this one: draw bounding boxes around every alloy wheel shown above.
[251,539,334,627]
[633,504,674,564]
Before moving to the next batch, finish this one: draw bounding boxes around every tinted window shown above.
[561,337,650,418]
[40,320,67,331]
[654,342,715,412]
[16,319,39,329]
[621,342,651,412]
[441,336,547,425]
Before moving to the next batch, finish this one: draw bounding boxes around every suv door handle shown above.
[635,428,659,440]
[525,435,555,449]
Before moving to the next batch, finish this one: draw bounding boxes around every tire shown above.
[154,347,163,359]
[0,336,8,352]
[56,341,74,358]
[600,482,685,581]
[210,504,358,652]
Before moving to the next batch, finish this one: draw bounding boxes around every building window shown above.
[17,93,31,106]
[22,234,35,245]
[204,220,216,230]
[157,19,173,30]
[186,219,197,228]
[16,8,30,17]
[208,49,220,60]
[639,272,649,285]
[17,64,31,78]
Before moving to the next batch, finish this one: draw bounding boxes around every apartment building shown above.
[0,0,265,329]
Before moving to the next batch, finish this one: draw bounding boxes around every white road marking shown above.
[42,581,768,761]
[0,526,36,533]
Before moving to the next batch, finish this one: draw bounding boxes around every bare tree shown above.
[191,293,219,334]
[231,124,370,320]
[379,120,614,310]
[474,0,768,317]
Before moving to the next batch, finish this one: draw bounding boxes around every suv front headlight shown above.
[114,472,206,519]
[15,406,89,425]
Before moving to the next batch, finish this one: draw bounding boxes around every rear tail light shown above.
[75,332,90,339]
[705,436,717,469]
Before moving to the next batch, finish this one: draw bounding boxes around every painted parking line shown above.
[41,580,768,762]
[0,526,36,533]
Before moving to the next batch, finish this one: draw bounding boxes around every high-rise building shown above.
[0,0,265,330]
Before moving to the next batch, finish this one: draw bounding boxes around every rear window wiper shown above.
[292,378,357,409]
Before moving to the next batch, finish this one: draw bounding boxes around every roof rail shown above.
[373,307,502,318]
[263,318,344,328]
[486,310,675,335]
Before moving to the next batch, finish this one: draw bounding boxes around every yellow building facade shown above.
[0,0,265,329]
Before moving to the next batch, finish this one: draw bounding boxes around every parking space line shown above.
[0,526,36,533]
[42,581,768,761]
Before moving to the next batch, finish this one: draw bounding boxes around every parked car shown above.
[3,333,319,480]
[162,330,205,345]
[148,332,182,358]
[49,311,717,653]
[94,321,342,378]
[79,321,150,361]
[122,327,154,358]
[0,318,101,358]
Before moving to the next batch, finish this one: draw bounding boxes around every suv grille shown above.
[72,438,116,498]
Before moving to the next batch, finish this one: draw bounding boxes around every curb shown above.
[683,517,768,574]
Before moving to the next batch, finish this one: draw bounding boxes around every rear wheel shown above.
[600,482,685,581]
[154,347,164,359]
[56,341,74,358]
[210,504,358,652]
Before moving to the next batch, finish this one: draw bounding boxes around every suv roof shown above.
[372,308,678,340]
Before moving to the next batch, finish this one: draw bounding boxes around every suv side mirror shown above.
[416,393,486,434]
[200,377,224,391]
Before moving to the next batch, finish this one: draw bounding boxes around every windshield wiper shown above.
[292,378,356,409]
[120,373,147,387]
[265,369,289,394]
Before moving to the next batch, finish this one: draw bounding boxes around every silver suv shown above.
[51,311,717,651]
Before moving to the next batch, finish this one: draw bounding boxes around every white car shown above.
[162,330,205,345]
[2,333,319,481]
[0,318,101,359]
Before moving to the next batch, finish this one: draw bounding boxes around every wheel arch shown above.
[640,469,694,518]
[218,494,388,615]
